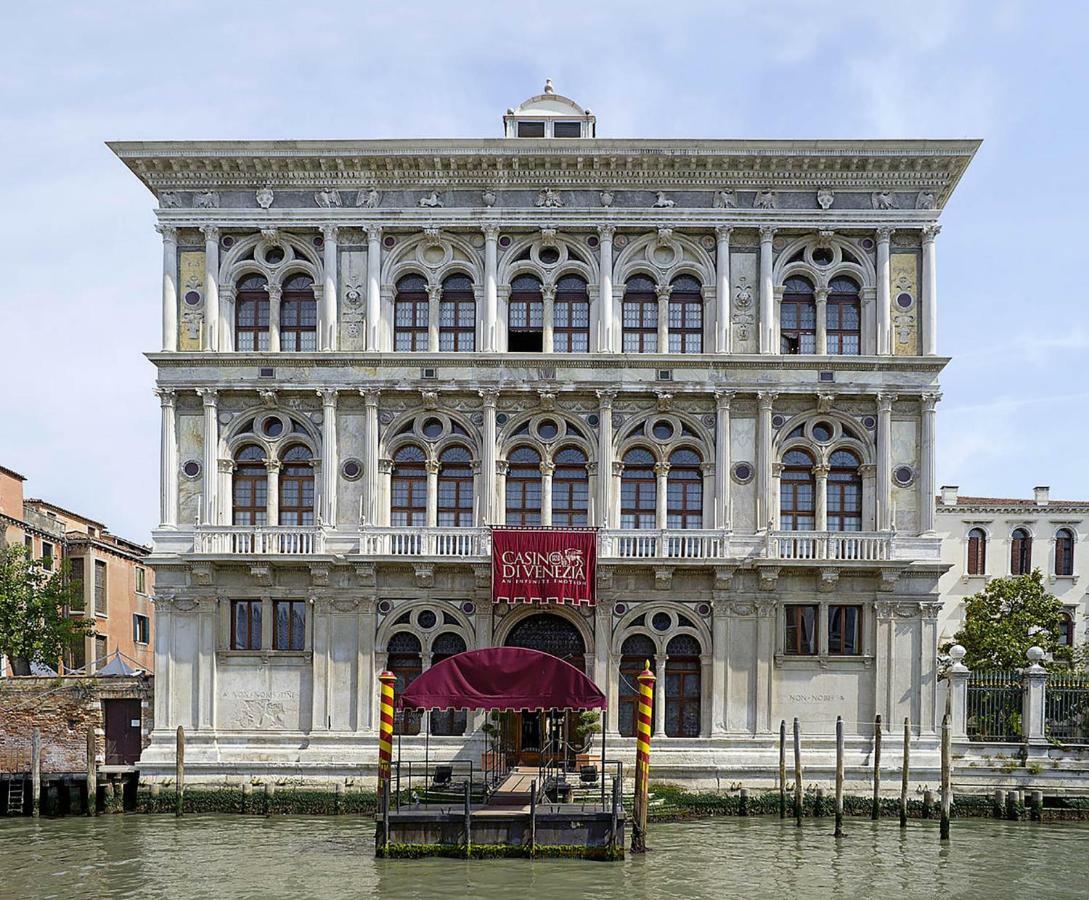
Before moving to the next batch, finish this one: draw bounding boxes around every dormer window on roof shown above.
[504,80,596,139]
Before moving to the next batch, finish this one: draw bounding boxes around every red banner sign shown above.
[492,528,597,606]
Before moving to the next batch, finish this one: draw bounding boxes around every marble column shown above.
[759,226,776,354]
[654,657,667,737]
[714,392,733,529]
[198,389,218,524]
[597,225,615,352]
[483,226,499,352]
[814,464,829,531]
[156,388,178,527]
[814,288,828,355]
[201,226,220,352]
[919,392,940,533]
[366,226,382,352]
[540,461,555,527]
[480,391,498,525]
[541,284,555,354]
[426,284,441,353]
[377,459,393,526]
[322,226,338,351]
[319,390,338,526]
[495,461,509,526]
[266,459,281,525]
[656,283,671,353]
[157,225,178,352]
[267,285,282,353]
[654,462,670,531]
[877,392,896,531]
[610,461,624,530]
[596,391,615,528]
[756,391,776,530]
[362,390,380,525]
[715,226,732,353]
[710,602,728,736]
[922,225,941,355]
[876,227,893,355]
[425,459,439,527]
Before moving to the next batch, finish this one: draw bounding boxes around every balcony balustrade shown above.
[765,530,892,561]
[194,525,325,555]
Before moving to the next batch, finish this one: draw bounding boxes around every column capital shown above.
[478,388,499,408]
[377,458,394,474]
[197,388,218,407]
[920,391,942,411]
[482,225,500,241]
[322,224,339,242]
[814,288,829,304]
[699,462,715,476]
[265,284,282,302]
[539,461,556,477]
[653,462,671,477]
[541,284,557,303]
[757,391,778,410]
[596,389,617,408]
[367,225,383,242]
[360,388,381,407]
[715,390,735,410]
[611,461,625,477]
[759,225,776,242]
[495,460,510,476]
[858,463,877,476]
[875,226,895,243]
[715,225,733,242]
[655,283,672,301]
[771,462,784,476]
[812,464,830,478]
[200,225,220,242]
[597,224,616,239]
[921,224,942,242]
[218,458,237,474]
[424,459,440,475]
[154,387,177,406]
[317,389,338,407]
[426,283,443,302]
[877,392,898,412]
[155,224,178,242]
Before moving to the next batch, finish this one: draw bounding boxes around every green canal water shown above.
[1,815,1087,899]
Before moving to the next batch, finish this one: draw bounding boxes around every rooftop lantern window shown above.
[504,79,596,139]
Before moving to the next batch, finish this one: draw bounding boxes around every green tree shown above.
[0,543,91,675]
[947,569,1071,669]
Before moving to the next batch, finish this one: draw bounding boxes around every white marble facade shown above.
[112,85,980,783]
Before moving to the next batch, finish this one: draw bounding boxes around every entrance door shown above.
[104,699,142,765]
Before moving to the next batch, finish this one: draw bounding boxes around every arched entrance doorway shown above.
[503,612,589,765]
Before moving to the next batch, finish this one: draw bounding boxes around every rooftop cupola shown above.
[503,80,596,138]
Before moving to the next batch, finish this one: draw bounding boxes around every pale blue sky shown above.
[2,1,1086,542]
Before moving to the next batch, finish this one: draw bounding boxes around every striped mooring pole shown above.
[631,660,656,853]
[378,671,397,791]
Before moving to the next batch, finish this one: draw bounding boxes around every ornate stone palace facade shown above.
[112,84,978,782]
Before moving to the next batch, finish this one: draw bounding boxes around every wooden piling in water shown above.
[175,725,185,817]
[900,718,910,828]
[778,720,787,819]
[608,777,618,855]
[814,787,824,817]
[381,779,390,852]
[871,714,882,820]
[530,779,538,856]
[834,716,844,838]
[86,726,97,817]
[31,728,41,818]
[463,780,472,859]
[993,788,1005,818]
[1031,790,1043,822]
[793,718,802,826]
[922,789,933,818]
[739,787,749,817]
[939,713,951,842]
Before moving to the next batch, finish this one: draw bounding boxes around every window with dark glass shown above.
[828,605,862,655]
[621,448,657,529]
[780,449,815,531]
[517,121,545,137]
[665,634,701,738]
[1059,612,1074,648]
[235,274,270,352]
[784,604,818,655]
[780,276,816,354]
[394,274,429,351]
[41,541,53,570]
[430,633,468,736]
[623,275,658,353]
[439,274,475,351]
[666,448,702,529]
[1011,528,1032,575]
[967,528,987,575]
[273,600,306,651]
[553,121,582,138]
[505,446,542,525]
[280,273,317,352]
[94,560,107,616]
[827,449,862,532]
[279,445,315,526]
[554,275,590,352]
[232,445,268,525]
[231,600,262,650]
[391,445,427,526]
[827,276,861,355]
[1056,528,1075,577]
[388,632,422,735]
[668,275,702,353]
[69,557,84,612]
[437,445,474,527]
[618,634,656,737]
[552,446,588,526]
[135,567,146,594]
[132,613,150,645]
[508,275,544,352]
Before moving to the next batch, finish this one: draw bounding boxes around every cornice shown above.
[936,504,1089,516]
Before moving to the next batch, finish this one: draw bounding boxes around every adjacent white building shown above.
[111,84,979,783]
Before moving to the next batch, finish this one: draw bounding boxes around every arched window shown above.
[552,446,589,526]
[621,448,657,529]
[437,445,474,527]
[1056,528,1075,577]
[623,275,658,353]
[780,276,816,354]
[232,445,267,525]
[430,632,468,736]
[394,274,429,351]
[388,632,422,736]
[618,634,656,738]
[235,274,270,352]
[505,612,586,672]
[554,275,590,352]
[505,446,542,525]
[668,275,702,353]
[439,274,475,351]
[280,273,317,352]
[827,449,862,532]
[1011,527,1033,575]
[665,634,702,738]
[279,445,315,526]
[391,445,427,526]
[967,528,987,576]
[509,275,544,353]
[667,448,702,529]
[827,276,861,355]
[780,449,815,531]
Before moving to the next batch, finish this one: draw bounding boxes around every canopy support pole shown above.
[600,704,607,810]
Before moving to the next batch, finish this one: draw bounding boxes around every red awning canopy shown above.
[396,647,606,712]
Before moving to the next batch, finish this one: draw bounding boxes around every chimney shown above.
[1033,485,1050,506]
[939,485,959,506]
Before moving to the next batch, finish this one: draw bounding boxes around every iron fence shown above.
[1045,671,1089,745]
[966,669,1023,742]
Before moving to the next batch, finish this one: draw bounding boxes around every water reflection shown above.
[0,814,1086,899]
